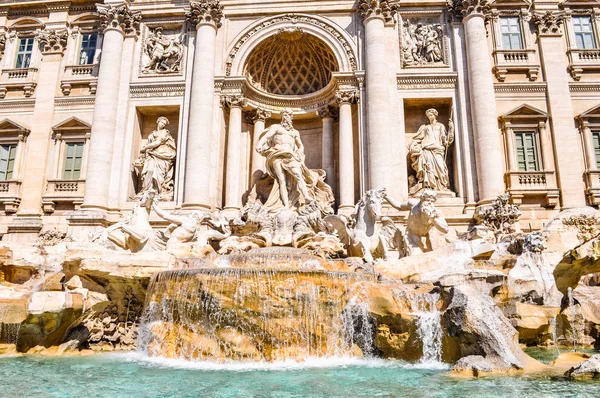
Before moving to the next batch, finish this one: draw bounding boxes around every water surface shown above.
[0,353,597,398]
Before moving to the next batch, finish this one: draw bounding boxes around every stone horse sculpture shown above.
[325,188,397,262]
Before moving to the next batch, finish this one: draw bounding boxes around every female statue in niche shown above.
[132,116,176,201]
[408,108,454,195]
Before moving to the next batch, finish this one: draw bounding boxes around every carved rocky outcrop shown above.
[97,3,142,36]
[358,0,396,24]
[37,29,68,55]
[186,0,224,30]
[533,11,564,36]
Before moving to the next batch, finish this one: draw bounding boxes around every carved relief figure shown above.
[133,116,176,201]
[254,109,334,213]
[384,189,449,256]
[408,108,454,195]
[143,29,183,73]
[402,19,443,66]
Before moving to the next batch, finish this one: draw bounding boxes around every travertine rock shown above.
[565,354,600,379]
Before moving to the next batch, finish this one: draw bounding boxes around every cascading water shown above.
[411,292,443,364]
[567,287,583,352]
[138,266,374,362]
[549,316,560,356]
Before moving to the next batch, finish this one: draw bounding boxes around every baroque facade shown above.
[0,0,599,241]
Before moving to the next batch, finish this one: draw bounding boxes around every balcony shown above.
[492,49,540,82]
[0,68,38,98]
[42,179,85,213]
[0,180,22,214]
[585,170,600,205]
[60,64,98,96]
[505,170,560,207]
[567,49,600,80]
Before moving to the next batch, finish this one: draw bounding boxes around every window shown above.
[593,131,600,169]
[515,132,539,171]
[62,142,84,180]
[79,33,97,65]
[0,144,17,181]
[500,17,523,50]
[573,16,596,49]
[15,38,34,69]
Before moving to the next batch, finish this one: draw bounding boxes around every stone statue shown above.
[143,29,183,73]
[384,189,449,256]
[132,116,176,201]
[93,190,163,253]
[152,201,230,252]
[408,108,454,195]
[254,108,334,213]
[324,188,393,262]
[402,20,443,66]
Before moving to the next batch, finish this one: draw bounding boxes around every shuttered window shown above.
[593,131,600,169]
[515,132,540,171]
[79,33,97,65]
[500,17,523,50]
[573,16,596,49]
[62,142,84,180]
[0,144,17,181]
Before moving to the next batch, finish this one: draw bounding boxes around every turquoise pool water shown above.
[0,353,598,398]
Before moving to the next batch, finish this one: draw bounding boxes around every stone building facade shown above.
[0,0,598,241]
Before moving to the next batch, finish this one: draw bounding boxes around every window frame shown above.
[62,141,85,180]
[572,15,597,49]
[14,36,34,69]
[0,144,18,182]
[78,32,98,66]
[514,130,541,172]
[499,16,524,50]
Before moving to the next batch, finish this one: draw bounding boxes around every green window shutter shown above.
[515,132,539,171]
[593,132,600,169]
[63,142,84,180]
[0,145,16,181]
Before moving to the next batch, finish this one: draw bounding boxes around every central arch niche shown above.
[243,29,339,97]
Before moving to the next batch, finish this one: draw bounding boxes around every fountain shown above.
[414,292,443,365]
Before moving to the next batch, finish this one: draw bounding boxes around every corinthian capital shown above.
[335,89,359,105]
[186,0,224,30]
[37,29,68,55]
[532,11,565,36]
[221,94,247,109]
[447,0,491,20]
[358,0,396,24]
[247,108,271,123]
[97,3,142,36]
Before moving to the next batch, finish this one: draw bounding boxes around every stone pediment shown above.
[500,104,548,121]
[52,117,91,134]
[0,119,30,136]
[560,0,600,8]
[490,0,532,8]
[577,104,600,125]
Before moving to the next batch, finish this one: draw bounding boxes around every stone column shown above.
[451,0,505,202]
[358,0,395,190]
[82,3,140,211]
[336,90,359,212]
[503,123,516,171]
[533,11,587,207]
[183,0,224,209]
[578,119,597,171]
[248,108,271,181]
[11,30,68,234]
[317,106,336,194]
[222,94,246,213]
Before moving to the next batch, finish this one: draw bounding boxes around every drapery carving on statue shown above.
[152,200,230,256]
[97,3,142,35]
[250,109,334,215]
[91,190,164,253]
[384,189,451,256]
[132,116,176,201]
[402,19,444,66]
[142,28,183,73]
[408,108,454,196]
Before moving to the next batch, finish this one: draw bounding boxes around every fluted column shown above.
[82,3,140,211]
[248,108,271,181]
[578,120,597,172]
[358,0,395,190]
[533,11,587,207]
[336,90,358,212]
[223,94,246,212]
[317,106,336,194]
[183,0,223,209]
[451,0,505,202]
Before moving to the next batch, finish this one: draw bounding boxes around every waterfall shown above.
[549,316,559,356]
[411,292,443,364]
[138,267,373,362]
[567,287,582,352]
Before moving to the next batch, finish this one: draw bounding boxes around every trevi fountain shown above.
[0,0,599,397]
